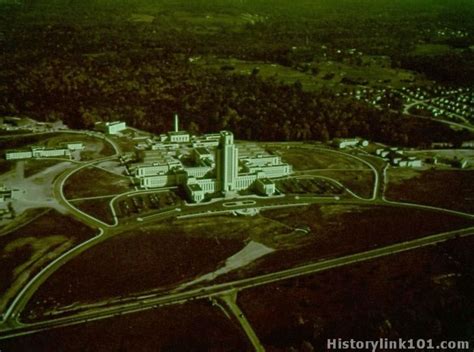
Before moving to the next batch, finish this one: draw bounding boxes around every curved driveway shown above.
[1,139,473,344]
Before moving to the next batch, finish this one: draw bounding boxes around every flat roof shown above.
[195,147,211,155]
[6,149,31,153]
[187,183,202,191]
[108,121,125,126]
[258,178,274,185]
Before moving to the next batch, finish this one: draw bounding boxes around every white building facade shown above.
[131,126,293,202]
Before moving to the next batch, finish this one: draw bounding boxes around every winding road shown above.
[0,137,473,352]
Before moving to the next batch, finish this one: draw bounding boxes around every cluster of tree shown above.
[398,52,474,86]
[1,3,472,147]
[3,47,471,147]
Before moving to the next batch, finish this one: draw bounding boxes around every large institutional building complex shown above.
[5,143,84,160]
[130,116,292,202]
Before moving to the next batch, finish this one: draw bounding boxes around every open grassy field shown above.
[302,170,375,199]
[0,159,15,175]
[45,133,116,159]
[218,204,474,281]
[412,44,453,56]
[20,202,474,320]
[172,11,250,34]
[276,176,344,196]
[0,208,47,235]
[196,55,424,92]
[3,301,249,352]
[0,210,93,315]
[25,215,288,318]
[105,134,137,154]
[0,134,48,150]
[267,146,370,171]
[72,198,115,225]
[385,169,474,213]
[63,167,131,199]
[23,159,61,178]
[238,235,474,351]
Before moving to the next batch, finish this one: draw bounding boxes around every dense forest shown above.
[1,0,473,146]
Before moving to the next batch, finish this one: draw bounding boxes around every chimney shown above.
[174,113,179,132]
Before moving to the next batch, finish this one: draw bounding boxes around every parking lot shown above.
[276,177,344,195]
[116,191,179,218]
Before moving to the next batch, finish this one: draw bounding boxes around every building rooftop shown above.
[195,147,211,155]
[258,178,274,185]
[187,183,202,192]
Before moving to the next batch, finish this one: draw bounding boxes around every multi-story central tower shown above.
[216,131,238,193]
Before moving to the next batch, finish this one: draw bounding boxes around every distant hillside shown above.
[16,0,474,17]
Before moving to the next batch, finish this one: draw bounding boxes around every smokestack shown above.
[174,113,179,132]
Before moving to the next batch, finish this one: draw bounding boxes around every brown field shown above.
[63,167,131,199]
[266,146,369,171]
[386,169,474,213]
[219,204,474,280]
[0,210,93,314]
[73,197,115,225]
[238,235,474,351]
[0,159,15,175]
[0,208,47,235]
[25,216,280,318]
[3,301,250,352]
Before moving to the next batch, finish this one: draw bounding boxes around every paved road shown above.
[264,143,381,200]
[400,91,470,122]
[4,181,472,333]
[0,149,121,326]
[0,129,122,155]
[397,92,474,132]
[219,290,265,352]
[1,225,473,340]
[1,138,473,348]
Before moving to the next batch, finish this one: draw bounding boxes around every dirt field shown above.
[386,169,474,213]
[63,167,131,199]
[238,235,474,351]
[3,301,249,352]
[0,210,93,314]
